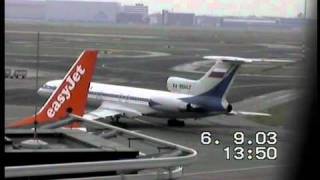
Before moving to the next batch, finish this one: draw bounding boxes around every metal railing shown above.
[5,115,198,179]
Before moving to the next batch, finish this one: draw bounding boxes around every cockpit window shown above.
[42,84,56,90]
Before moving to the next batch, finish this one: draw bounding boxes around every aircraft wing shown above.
[84,108,121,121]
[83,102,142,121]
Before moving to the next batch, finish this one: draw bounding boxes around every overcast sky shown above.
[72,0,313,17]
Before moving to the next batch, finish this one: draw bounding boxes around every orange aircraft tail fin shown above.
[7,50,99,128]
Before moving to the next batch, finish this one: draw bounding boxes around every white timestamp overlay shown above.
[200,131,278,160]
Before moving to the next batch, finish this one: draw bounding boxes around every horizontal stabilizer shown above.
[203,56,253,63]
[229,111,271,117]
[203,56,296,63]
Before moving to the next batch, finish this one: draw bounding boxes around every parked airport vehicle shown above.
[5,69,12,78]
[13,69,27,79]
[7,50,99,128]
[37,56,271,127]
[5,69,27,79]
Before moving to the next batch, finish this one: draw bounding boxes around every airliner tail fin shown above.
[7,50,99,128]
[193,56,252,98]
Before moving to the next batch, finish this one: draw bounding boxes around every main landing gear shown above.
[110,116,127,128]
[167,119,185,127]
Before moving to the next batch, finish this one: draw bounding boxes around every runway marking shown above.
[133,118,161,127]
[5,30,159,39]
[5,117,21,121]
[132,118,206,135]
[101,66,169,76]
[237,74,304,79]
[174,68,303,79]
[232,83,295,89]
[183,165,286,177]
[5,52,77,58]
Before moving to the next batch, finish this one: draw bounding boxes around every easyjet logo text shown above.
[47,65,85,118]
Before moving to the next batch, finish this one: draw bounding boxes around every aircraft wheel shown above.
[110,121,128,128]
[110,116,127,128]
[167,119,185,127]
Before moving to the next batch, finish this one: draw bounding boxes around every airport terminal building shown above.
[116,3,149,24]
[5,0,307,30]
[46,1,121,23]
[162,10,195,26]
[5,0,46,21]
[5,0,121,23]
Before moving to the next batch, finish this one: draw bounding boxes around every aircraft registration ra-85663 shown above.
[36,55,273,127]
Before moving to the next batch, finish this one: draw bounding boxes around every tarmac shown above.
[5,22,305,179]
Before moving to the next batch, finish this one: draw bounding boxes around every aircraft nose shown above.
[37,87,44,96]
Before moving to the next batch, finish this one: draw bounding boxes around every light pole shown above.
[34,32,40,140]
[304,0,307,19]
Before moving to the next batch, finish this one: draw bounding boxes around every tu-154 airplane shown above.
[8,50,273,128]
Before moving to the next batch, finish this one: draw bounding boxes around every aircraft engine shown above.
[167,77,196,94]
[226,103,232,113]
[149,96,199,112]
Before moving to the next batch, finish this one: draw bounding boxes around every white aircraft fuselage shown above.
[39,80,227,119]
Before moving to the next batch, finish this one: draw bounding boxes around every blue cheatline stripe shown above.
[43,86,150,103]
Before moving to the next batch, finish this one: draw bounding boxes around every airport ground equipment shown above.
[5,69,28,79]
[13,69,27,79]
[5,115,197,179]
[5,69,12,78]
